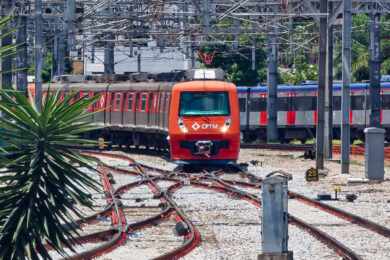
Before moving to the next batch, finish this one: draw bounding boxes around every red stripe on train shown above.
[260,111,268,125]
[349,110,353,125]
[287,111,296,125]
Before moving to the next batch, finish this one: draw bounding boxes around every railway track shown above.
[241,142,390,160]
[50,151,390,259]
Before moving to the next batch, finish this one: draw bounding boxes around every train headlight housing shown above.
[221,118,231,133]
[178,117,188,133]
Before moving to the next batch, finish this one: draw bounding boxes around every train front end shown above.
[168,69,240,165]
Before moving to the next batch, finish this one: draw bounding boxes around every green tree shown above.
[0,90,100,259]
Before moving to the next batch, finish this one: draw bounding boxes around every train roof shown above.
[237,82,390,93]
[42,82,174,92]
[173,80,236,92]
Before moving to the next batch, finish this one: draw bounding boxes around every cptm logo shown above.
[191,122,218,131]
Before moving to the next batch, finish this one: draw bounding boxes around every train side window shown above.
[153,93,159,112]
[87,92,94,112]
[249,98,267,111]
[112,93,122,112]
[293,96,316,111]
[239,98,246,112]
[382,95,390,109]
[333,96,341,110]
[149,93,154,112]
[126,93,134,111]
[140,93,147,112]
[277,97,289,111]
[165,93,170,112]
[351,95,364,110]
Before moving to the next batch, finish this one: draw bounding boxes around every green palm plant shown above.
[0,89,101,259]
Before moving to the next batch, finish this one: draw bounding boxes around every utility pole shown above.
[369,10,381,128]
[65,0,76,69]
[341,0,352,174]
[16,14,28,92]
[316,0,328,170]
[202,0,210,37]
[57,32,66,76]
[1,0,13,90]
[35,0,43,110]
[251,38,256,71]
[267,26,279,143]
[325,21,334,159]
[104,34,115,79]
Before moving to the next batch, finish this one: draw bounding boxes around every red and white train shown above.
[238,82,390,142]
[37,69,241,165]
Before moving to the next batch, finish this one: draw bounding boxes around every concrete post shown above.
[324,22,334,159]
[316,0,328,170]
[16,15,28,92]
[1,0,13,90]
[369,12,381,128]
[65,0,76,58]
[267,27,279,142]
[34,0,43,110]
[259,175,293,260]
[202,0,210,37]
[252,38,256,71]
[57,33,66,76]
[341,0,352,174]
[104,34,115,78]
[137,52,141,73]
[364,127,385,181]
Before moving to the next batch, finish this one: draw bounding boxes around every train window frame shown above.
[179,91,230,117]
[126,92,135,112]
[239,98,246,112]
[87,91,95,112]
[158,91,165,113]
[153,92,159,112]
[249,97,267,112]
[277,97,289,111]
[165,93,170,112]
[351,95,365,110]
[148,93,154,112]
[292,96,316,111]
[382,94,390,110]
[333,96,341,111]
[139,93,148,112]
[112,92,123,112]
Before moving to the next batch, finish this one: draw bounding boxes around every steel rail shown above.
[80,151,387,260]
[83,151,202,260]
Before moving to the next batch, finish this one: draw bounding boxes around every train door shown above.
[351,90,366,128]
[95,90,109,125]
[124,92,135,127]
[159,92,165,129]
[147,92,154,127]
[286,92,296,126]
[277,91,289,128]
[110,92,124,125]
[137,92,148,127]
[163,92,170,131]
[382,90,390,126]
[237,87,248,131]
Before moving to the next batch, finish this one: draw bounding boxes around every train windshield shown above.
[179,91,230,116]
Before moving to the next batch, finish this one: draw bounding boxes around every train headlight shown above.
[221,118,231,133]
[178,117,188,133]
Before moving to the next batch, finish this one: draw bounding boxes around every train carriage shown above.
[238,82,390,143]
[41,69,241,165]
